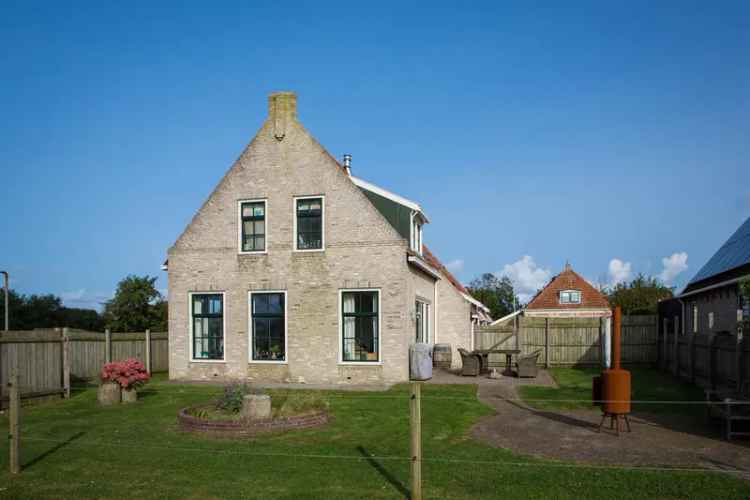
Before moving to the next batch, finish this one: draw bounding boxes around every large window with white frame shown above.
[294,196,324,251]
[341,290,380,362]
[415,299,430,343]
[239,200,266,253]
[190,293,224,361]
[250,291,286,362]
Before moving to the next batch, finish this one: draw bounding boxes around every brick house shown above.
[663,216,750,337]
[164,92,489,385]
[524,263,611,319]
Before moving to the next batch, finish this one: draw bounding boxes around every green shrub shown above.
[216,383,265,413]
[275,392,328,417]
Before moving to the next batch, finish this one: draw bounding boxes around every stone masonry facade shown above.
[167,92,478,385]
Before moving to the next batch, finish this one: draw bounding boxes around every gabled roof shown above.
[526,265,609,310]
[684,216,750,292]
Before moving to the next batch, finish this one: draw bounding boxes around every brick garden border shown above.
[178,405,329,436]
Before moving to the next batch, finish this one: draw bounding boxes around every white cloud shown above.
[445,259,464,274]
[608,259,632,286]
[499,256,551,302]
[61,289,111,311]
[658,252,688,284]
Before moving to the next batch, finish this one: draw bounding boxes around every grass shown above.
[0,374,746,499]
[518,366,707,417]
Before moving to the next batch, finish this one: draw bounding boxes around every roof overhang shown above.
[351,176,430,223]
[674,274,749,300]
[461,292,490,313]
[524,308,612,318]
[490,309,522,326]
[407,255,442,280]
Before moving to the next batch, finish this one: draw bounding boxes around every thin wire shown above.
[18,435,748,476]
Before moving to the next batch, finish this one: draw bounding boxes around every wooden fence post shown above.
[689,331,696,384]
[544,318,550,369]
[672,318,679,376]
[105,329,111,364]
[9,360,20,474]
[62,328,70,399]
[410,382,422,500]
[145,329,152,374]
[736,324,744,389]
[662,318,669,372]
[707,332,716,390]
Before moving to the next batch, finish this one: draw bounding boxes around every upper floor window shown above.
[240,200,266,253]
[411,217,423,254]
[559,290,581,304]
[191,293,224,361]
[295,196,324,251]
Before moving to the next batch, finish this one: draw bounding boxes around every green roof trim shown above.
[359,187,412,240]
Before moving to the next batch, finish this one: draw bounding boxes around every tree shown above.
[0,289,104,330]
[103,275,167,332]
[605,274,673,315]
[467,273,519,320]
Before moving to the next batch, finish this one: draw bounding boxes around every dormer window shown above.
[559,290,581,304]
[411,216,423,255]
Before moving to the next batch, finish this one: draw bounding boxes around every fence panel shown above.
[474,315,657,367]
[0,330,64,407]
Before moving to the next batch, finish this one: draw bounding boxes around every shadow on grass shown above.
[356,446,409,499]
[23,431,86,470]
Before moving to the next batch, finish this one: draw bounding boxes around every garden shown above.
[1,369,749,499]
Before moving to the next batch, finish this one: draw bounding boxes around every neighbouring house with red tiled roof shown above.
[525,263,611,319]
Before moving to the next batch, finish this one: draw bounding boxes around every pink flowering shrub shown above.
[100,358,150,390]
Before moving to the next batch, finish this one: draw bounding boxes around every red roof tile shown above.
[526,266,610,310]
[422,246,468,295]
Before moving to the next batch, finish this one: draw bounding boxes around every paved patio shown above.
[429,368,750,477]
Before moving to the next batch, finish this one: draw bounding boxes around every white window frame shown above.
[559,290,581,304]
[248,290,288,364]
[188,291,227,363]
[293,195,325,252]
[415,299,430,344]
[409,212,423,255]
[338,288,382,365]
[708,311,714,330]
[238,199,268,255]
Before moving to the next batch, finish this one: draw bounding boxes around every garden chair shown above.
[705,380,750,441]
[516,350,542,378]
[458,348,482,377]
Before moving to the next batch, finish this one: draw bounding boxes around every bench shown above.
[705,380,750,441]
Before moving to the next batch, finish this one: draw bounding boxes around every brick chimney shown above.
[268,91,297,141]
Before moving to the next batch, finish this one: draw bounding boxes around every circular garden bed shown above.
[177,385,330,437]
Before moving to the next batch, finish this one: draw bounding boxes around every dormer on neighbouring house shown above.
[525,263,610,318]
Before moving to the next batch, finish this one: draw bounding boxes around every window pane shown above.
[242,205,254,217]
[253,204,264,217]
[209,296,222,314]
[254,220,265,235]
[193,296,203,314]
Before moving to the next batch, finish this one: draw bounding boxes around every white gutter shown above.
[490,309,522,326]
[407,256,442,280]
[351,176,430,223]
[461,292,490,312]
[674,275,748,299]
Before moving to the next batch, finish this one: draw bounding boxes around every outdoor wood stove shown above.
[593,305,632,435]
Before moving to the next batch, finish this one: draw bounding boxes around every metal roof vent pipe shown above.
[343,154,352,176]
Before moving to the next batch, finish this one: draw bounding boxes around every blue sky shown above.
[1,1,748,308]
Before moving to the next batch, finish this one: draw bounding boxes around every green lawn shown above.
[0,374,747,499]
[518,366,707,417]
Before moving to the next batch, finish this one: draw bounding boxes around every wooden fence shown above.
[658,324,748,390]
[474,315,658,368]
[0,328,167,408]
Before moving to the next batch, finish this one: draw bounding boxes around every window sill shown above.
[338,361,383,366]
[239,250,268,256]
[293,248,325,253]
[190,359,226,364]
[248,360,288,365]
